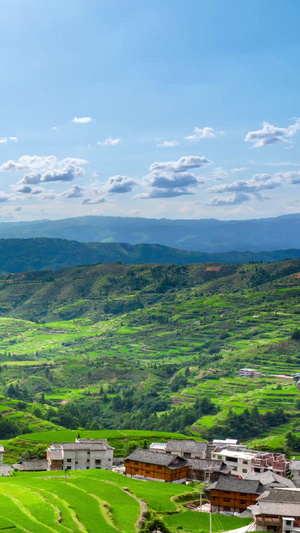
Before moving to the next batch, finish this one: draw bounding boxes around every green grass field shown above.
[0,470,252,533]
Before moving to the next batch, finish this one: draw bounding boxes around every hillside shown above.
[0,212,299,251]
[0,238,300,273]
[0,259,299,452]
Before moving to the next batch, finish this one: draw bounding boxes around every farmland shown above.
[0,259,298,454]
[0,469,252,533]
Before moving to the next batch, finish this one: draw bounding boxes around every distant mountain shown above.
[0,213,299,252]
[0,238,299,273]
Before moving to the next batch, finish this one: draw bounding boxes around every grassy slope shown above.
[0,470,251,533]
[0,259,299,452]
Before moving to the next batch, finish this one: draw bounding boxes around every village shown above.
[1,436,300,532]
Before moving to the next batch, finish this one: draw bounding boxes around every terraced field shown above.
[0,470,251,533]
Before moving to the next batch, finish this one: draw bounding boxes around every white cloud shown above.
[72,116,93,124]
[97,137,121,146]
[62,185,86,198]
[208,193,251,206]
[0,155,88,172]
[185,126,224,141]
[208,174,281,194]
[150,155,210,174]
[212,167,229,181]
[245,118,300,148]
[20,165,85,185]
[9,137,18,142]
[139,155,209,199]
[156,141,179,148]
[265,161,300,167]
[81,196,106,204]
[0,138,8,144]
[231,167,248,173]
[105,175,136,194]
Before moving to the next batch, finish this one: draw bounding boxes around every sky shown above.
[0,0,299,222]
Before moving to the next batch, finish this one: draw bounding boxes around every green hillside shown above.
[0,259,298,452]
[0,237,299,273]
[0,469,251,533]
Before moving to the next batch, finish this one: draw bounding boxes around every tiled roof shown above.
[125,449,188,469]
[258,487,300,503]
[165,439,207,453]
[49,440,113,452]
[21,460,48,471]
[187,458,225,472]
[244,471,295,488]
[208,477,262,495]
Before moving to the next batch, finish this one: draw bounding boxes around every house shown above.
[0,445,4,466]
[124,448,189,482]
[47,439,114,471]
[0,465,12,477]
[150,442,167,453]
[244,471,295,489]
[211,445,290,477]
[13,460,48,472]
[208,477,264,513]
[187,458,230,482]
[250,487,300,532]
[238,368,262,378]
[164,439,207,459]
[212,439,238,448]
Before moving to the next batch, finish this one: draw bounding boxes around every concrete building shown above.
[0,445,4,466]
[238,368,262,378]
[164,439,207,459]
[47,439,114,471]
[211,445,290,477]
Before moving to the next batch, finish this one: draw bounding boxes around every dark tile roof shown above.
[187,458,225,472]
[258,487,300,503]
[59,441,113,451]
[165,439,207,454]
[208,476,262,495]
[244,471,295,488]
[16,460,48,471]
[125,449,188,469]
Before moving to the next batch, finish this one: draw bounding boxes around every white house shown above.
[47,438,114,471]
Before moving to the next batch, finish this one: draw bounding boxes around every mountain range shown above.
[0,212,299,252]
[0,238,299,273]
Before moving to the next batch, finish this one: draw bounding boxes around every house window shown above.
[95,459,101,465]
[183,453,191,458]
[224,498,230,502]
[240,500,246,505]
[242,469,247,473]
[285,521,292,526]
[87,459,90,463]
[67,459,72,463]
[86,467,89,469]
[75,461,78,465]
[66,466,71,470]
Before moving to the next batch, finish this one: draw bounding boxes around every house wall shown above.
[63,449,113,470]
[210,488,258,513]
[124,459,189,482]
[0,453,3,467]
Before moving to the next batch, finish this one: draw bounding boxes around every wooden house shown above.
[208,477,264,513]
[124,448,189,482]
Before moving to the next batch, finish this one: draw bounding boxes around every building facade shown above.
[125,448,189,482]
[208,477,263,513]
[250,487,300,532]
[47,439,114,471]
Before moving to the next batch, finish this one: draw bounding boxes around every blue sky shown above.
[0,0,299,221]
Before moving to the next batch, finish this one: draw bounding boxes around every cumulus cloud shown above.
[231,167,248,173]
[0,155,88,172]
[212,167,229,181]
[208,193,251,206]
[139,155,210,199]
[97,137,121,146]
[61,185,86,198]
[19,165,85,185]
[208,173,281,194]
[72,116,93,124]
[0,192,11,202]
[276,170,300,184]
[105,175,136,194]
[156,141,179,148]
[185,126,224,141]
[245,118,300,148]
[81,196,106,204]
[150,156,210,174]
